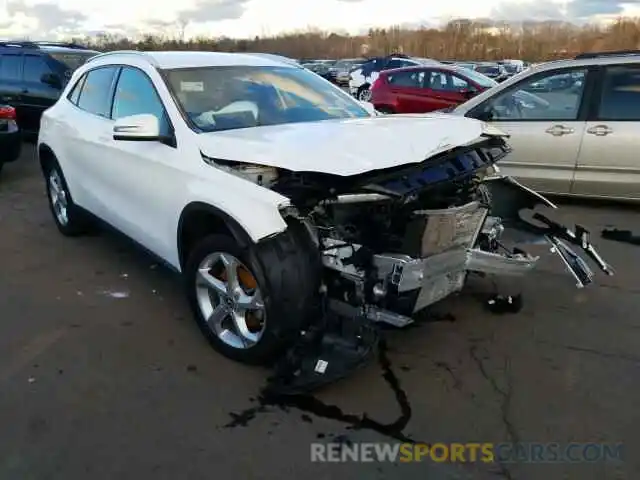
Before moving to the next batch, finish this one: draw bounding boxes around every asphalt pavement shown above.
[1,145,638,480]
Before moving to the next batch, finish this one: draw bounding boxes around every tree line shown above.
[72,17,640,61]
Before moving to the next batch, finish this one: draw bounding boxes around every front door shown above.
[466,67,591,194]
[91,66,182,262]
[420,70,468,112]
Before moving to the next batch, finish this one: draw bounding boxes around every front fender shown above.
[185,176,289,244]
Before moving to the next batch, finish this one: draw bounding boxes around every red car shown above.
[370,65,498,114]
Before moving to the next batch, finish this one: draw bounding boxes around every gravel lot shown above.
[1,144,638,480]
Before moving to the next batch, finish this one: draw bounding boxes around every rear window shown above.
[49,53,97,72]
[457,68,498,88]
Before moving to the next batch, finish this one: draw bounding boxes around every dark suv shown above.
[0,41,100,134]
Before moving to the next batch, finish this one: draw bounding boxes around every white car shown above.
[37,50,612,370]
[348,55,441,101]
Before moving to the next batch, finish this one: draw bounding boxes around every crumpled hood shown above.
[196,114,505,176]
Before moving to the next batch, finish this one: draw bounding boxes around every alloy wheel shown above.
[358,88,372,102]
[48,169,69,226]
[195,252,266,349]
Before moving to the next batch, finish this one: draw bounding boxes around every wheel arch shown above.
[37,143,57,175]
[177,201,259,272]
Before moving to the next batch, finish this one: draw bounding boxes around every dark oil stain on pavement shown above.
[224,337,421,444]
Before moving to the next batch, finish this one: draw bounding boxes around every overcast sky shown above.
[1,0,639,39]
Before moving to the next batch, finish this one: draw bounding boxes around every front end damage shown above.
[204,131,613,394]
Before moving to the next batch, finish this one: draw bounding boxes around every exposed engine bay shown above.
[202,134,614,393]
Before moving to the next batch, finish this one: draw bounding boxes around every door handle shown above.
[545,124,575,136]
[586,125,613,136]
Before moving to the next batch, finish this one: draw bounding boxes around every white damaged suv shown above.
[37,51,613,367]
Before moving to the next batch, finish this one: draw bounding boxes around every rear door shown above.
[61,66,119,217]
[20,54,61,132]
[384,70,425,113]
[573,64,640,200]
[466,66,593,194]
[0,53,24,127]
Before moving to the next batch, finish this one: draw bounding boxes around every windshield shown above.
[457,68,498,88]
[49,52,97,71]
[164,65,371,133]
[502,64,519,73]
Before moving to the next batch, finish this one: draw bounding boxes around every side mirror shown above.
[113,114,162,141]
[358,100,376,116]
[41,73,62,89]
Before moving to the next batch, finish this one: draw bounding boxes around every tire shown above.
[44,160,91,236]
[357,84,371,102]
[184,223,321,365]
[376,106,395,114]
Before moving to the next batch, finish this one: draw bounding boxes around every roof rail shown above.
[0,40,39,48]
[32,41,88,49]
[86,50,158,66]
[0,40,89,50]
[575,49,640,59]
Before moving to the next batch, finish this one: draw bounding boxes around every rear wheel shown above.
[184,225,321,365]
[44,161,91,236]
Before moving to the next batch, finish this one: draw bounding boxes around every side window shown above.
[0,54,23,81]
[112,67,170,134]
[597,66,640,120]
[23,55,51,83]
[425,72,468,91]
[450,74,470,89]
[474,69,587,121]
[386,71,422,88]
[386,59,405,70]
[76,67,117,117]
[67,74,87,105]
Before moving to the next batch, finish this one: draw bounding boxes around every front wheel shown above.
[357,84,372,102]
[184,229,321,365]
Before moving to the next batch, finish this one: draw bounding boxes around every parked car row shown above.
[368,50,640,202]
[0,40,100,175]
[300,57,367,86]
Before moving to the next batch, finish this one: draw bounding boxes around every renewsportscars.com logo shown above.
[310,442,624,464]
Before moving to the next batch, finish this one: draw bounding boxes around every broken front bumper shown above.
[370,176,614,312]
[481,176,614,287]
[373,247,539,312]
